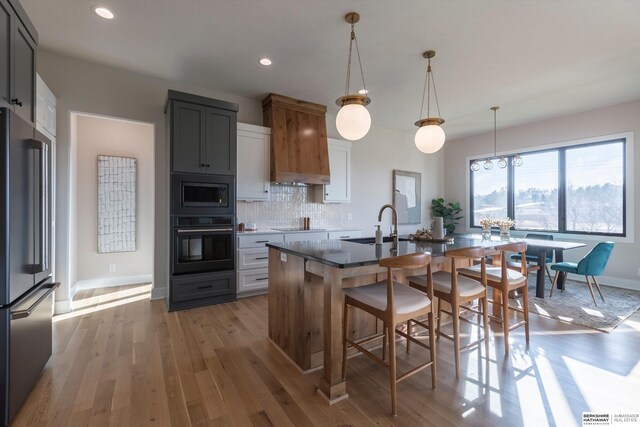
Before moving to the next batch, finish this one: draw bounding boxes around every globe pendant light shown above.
[415,50,445,153]
[335,12,371,141]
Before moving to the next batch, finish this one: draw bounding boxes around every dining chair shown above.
[510,233,554,283]
[342,252,436,416]
[407,247,489,378]
[549,241,614,306]
[458,242,530,354]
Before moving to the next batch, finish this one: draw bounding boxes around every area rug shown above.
[508,275,640,333]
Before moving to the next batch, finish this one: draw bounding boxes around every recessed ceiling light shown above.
[259,58,272,66]
[358,89,368,95]
[92,6,115,20]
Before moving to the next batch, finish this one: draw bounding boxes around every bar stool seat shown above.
[459,265,526,288]
[344,281,431,315]
[411,271,485,298]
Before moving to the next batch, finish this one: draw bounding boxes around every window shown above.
[565,142,624,234]
[514,151,558,231]
[469,137,627,237]
[471,165,507,220]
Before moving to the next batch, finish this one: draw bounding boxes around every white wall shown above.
[38,50,444,306]
[444,100,640,288]
[75,114,154,283]
[38,50,262,307]
[333,122,444,237]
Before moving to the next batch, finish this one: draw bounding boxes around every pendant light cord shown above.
[354,29,367,94]
[344,23,367,97]
[418,58,442,120]
[344,25,354,97]
[493,108,497,157]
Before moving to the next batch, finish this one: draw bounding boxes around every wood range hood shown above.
[262,93,330,185]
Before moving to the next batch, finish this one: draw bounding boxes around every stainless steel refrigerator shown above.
[0,107,57,426]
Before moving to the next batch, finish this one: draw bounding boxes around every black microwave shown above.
[171,173,235,215]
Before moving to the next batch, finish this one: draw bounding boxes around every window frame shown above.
[466,132,633,241]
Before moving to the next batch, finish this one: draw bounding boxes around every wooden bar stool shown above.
[458,242,530,354]
[408,246,489,378]
[341,252,436,416]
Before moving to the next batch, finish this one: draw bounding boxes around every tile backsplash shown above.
[237,184,348,229]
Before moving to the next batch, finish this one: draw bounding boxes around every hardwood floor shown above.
[11,284,640,426]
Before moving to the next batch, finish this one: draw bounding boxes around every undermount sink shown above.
[342,237,410,245]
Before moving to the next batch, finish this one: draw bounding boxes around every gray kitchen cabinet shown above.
[13,19,35,124]
[0,0,38,126]
[167,91,238,176]
[0,0,11,107]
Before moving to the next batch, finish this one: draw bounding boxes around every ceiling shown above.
[21,0,640,139]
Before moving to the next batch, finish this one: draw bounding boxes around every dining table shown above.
[265,232,586,404]
[517,237,586,297]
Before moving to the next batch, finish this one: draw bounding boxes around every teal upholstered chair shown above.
[549,241,614,306]
[511,233,554,282]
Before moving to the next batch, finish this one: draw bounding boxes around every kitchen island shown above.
[266,238,453,403]
[266,234,584,403]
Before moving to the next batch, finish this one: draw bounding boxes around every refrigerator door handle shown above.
[26,138,48,274]
[11,282,59,320]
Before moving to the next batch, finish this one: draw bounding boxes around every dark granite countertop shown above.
[265,233,585,269]
[266,235,469,268]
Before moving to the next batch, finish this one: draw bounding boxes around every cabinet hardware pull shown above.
[325,193,329,196]
[200,163,206,167]
[255,257,268,260]
[256,240,269,243]
[340,236,349,238]
[255,277,268,281]
[264,190,268,193]
[11,98,22,107]
[206,164,211,167]
[197,285,213,290]
[177,228,233,233]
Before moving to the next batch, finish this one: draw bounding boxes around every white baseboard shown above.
[150,286,166,301]
[54,299,72,314]
[75,274,153,290]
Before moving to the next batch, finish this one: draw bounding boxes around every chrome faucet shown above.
[378,204,398,244]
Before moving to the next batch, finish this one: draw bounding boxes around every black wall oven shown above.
[172,216,235,275]
[171,173,234,215]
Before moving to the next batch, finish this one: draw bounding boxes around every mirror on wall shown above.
[393,170,421,224]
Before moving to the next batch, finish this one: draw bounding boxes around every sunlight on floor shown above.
[53,284,152,322]
[624,319,640,332]
[72,284,152,309]
[563,356,640,412]
[532,303,551,317]
[581,307,604,317]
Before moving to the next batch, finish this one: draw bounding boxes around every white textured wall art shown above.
[97,155,137,253]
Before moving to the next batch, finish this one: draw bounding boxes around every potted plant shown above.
[431,198,463,234]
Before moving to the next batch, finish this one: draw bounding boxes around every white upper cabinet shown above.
[315,138,352,203]
[237,123,270,201]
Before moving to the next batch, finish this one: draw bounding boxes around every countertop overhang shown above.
[265,234,585,269]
